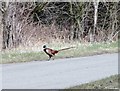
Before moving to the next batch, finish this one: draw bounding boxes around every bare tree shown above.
[1,2,119,49]
[93,0,99,42]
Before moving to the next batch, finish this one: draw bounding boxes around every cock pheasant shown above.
[43,45,74,61]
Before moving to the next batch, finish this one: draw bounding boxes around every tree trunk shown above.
[93,0,99,42]
[2,2,22,49]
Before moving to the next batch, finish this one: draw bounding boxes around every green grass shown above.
[69,74,119,89]
[1,41,118,64]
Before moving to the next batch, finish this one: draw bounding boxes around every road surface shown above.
[1,53,118,89]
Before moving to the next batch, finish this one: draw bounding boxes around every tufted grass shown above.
[68,74,119,89]
[1,41,118,64]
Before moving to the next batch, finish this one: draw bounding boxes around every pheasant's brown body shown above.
[44,48,58,56]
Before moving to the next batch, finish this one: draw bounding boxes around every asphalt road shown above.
[2,53,118,89]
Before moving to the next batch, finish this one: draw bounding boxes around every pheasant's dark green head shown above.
[43,45,47,48]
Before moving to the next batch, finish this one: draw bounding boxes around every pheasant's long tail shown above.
[58,47,75,52]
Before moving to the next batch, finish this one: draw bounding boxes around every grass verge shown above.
[68,74,119,89]
[1,41,118,64]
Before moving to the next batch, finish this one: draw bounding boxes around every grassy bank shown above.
[1,41,118,64]
[69,74,119,89]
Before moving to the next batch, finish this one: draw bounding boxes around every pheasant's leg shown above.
[48,54,54,61]
[52,55,55,60]
[48,56,51,61]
